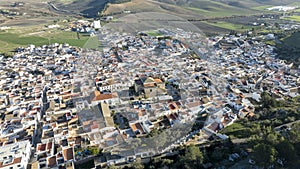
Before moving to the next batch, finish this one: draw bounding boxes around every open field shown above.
[0,27,91,54]
[105,12,203,33]
[203,21,252,32]
[282,15,300,23]
[103,0,296,19]
[0,0,61,27]
[83,36,100,49]
[102,0,204,19]
[146,30,164,36]
[183,0,255,17]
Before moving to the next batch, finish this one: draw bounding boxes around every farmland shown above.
[282,15,300,23]
[0,27,91,54]
[0,0,298,54]
[202,21,252,32]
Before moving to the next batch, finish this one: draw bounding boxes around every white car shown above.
[249,159,256,165]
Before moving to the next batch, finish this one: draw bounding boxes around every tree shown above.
[276,140,297,165]
[185,145,204,164]
[108,165,117,169]
[289,123,300,143]
[260,92,275,108]
[252,143,277,167]
[161,159,173,169]
[132,158,144,169]
[175,145,204,169]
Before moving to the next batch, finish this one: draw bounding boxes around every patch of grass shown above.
[282,15,300,23]
[202,21,252,31]
[146,30,163,37]
[265,40,276,46]
[184,0,255,17]
[83,36,101,49]
[186,7,250,17]
[0,32,48,46]
[251,5,273,11]
[220,123,253,139]
[288,2,300,6]
[0,29,90,54]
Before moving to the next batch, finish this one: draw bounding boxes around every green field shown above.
[282,15,300,23]
[202,21,252,31]
[0,28,92,55]
[251,5,273,11]
[186,4,253,18]
[146,30,164,37]
[83,36,100,49]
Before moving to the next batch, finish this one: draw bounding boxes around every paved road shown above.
[274,119,300,132]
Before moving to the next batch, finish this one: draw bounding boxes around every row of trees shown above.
[239,92,300,168]
[107,145,204,169]
[251,123,300,168]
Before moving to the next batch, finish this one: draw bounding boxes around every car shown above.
[249,159,256,165]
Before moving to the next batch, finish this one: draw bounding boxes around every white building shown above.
[93,20,101,29]
[0,140,32,169]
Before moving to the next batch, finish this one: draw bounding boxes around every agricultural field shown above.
[103,0,296,19]
[105,12,203,33]
[282,15,300,23]
[202,21,252,32]
[0,26,91,55]
[83,36,100,49]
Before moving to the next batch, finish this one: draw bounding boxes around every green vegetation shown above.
[280,31,300,48]
[75,159,95,169]
[177,145,204,168]
[221,123,254,139]
[249,124,300,168]
[282,15,300,23]
[251,5,273,11]
[252,143,277,167]
[186,7,251,18]
[202,21,252,31]
[87,146,101,156]
[75,146,101,156]
[220,91,300,168]
[0,28,90,55]
[83,36,101,49]
[146,31,163,37]
[275,31,300,66]
[180,0,255,17]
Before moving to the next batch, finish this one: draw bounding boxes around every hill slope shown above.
[50,0,299,18]
[102,0,297,18]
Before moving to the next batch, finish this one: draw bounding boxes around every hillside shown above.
[52,0,130,17]
[103,0,297,18]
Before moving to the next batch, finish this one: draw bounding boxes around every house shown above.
[134,77,166,98]
[92,91,119,105]
[62,147,74,161]
[0,140,31,169]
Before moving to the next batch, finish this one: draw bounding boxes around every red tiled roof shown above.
[0,157,22,168]
[47,156,56,167]
[62,147,74,161]
[93,91,118,101]
[37,143,46,152]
